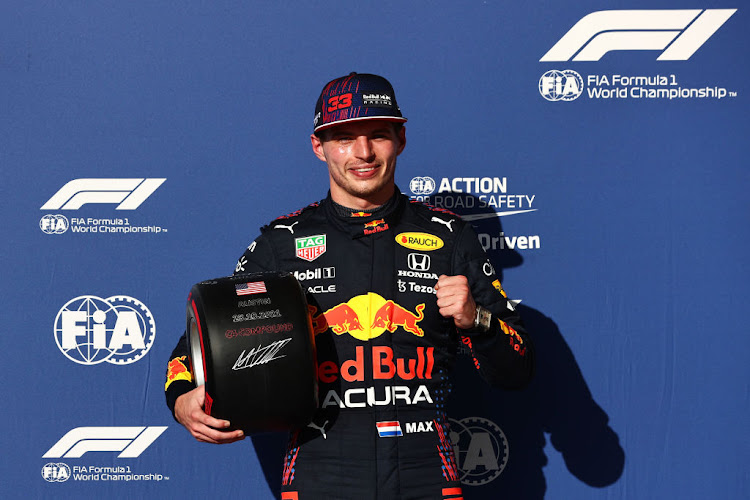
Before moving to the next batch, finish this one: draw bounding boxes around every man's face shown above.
[311,120,406,209]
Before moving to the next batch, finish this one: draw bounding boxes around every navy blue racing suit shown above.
[166,189,533,500]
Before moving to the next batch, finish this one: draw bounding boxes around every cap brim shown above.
[314,116,407,133]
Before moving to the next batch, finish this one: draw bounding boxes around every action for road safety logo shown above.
[309,293,425,340]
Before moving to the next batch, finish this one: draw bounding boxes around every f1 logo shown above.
[540,9,736,62]
[43,426,167,458]
[41,178,166,210]
[408,253,431,272]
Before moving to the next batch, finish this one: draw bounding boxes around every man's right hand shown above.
[174,385,245,444]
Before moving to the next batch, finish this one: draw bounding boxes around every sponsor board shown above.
[409,176,542,251]
[42,426,169,483]
[408,176,537,217]
[539,10,739,103]
[39,179,168,235]
[540,71,737,102]
[54,295,156,365]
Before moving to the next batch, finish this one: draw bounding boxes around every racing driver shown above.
[165,72,534,500]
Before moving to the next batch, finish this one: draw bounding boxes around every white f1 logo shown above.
[43,426,167,458]
[41,178,166,210]
[540,9,736,62]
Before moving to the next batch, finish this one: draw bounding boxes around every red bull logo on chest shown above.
[310,293,425,340]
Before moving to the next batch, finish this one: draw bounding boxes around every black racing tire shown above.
[187,272,318,433]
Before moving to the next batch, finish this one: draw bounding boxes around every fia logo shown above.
[54,295,156,365]
[39,214,70,234]
[539,70,583,101]
[449,417,509,486]
[41,463,71,482]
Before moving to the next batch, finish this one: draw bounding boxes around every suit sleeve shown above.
[164,233,277,418]
[452,222,534,389]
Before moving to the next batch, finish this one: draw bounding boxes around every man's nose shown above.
[353,136,375,160]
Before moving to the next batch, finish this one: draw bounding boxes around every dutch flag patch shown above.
[376,421,403,438]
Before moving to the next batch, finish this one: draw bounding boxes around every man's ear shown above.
[310,134,327,162]
[396,126,407,156]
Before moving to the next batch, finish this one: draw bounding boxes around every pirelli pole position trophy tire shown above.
[186,272,318,434]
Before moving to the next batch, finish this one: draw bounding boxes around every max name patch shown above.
[395,232,444,251]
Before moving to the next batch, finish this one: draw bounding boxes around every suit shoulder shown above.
[404,198,467,234]
[260,199,324,233]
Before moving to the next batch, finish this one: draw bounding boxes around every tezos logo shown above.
[54,295,156,365]
[40,214,70,235]
[409,176,436,195]
[539,70,583,101]
[449,417,509,486]
[42,463,71,482]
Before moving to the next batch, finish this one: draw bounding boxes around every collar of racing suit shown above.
[322,186,406,239]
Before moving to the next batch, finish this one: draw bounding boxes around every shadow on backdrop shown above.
[249,191,625,499]
[443,192,624,499]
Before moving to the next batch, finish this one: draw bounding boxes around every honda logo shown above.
[408,253,431,272]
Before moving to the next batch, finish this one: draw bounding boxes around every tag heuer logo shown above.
[296,234,327,262]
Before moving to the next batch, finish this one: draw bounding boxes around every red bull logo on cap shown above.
[310,293,425,340]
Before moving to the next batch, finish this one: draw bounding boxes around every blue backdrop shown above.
[2,1,747,499]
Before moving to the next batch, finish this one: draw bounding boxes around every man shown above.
[166,72,533,499]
